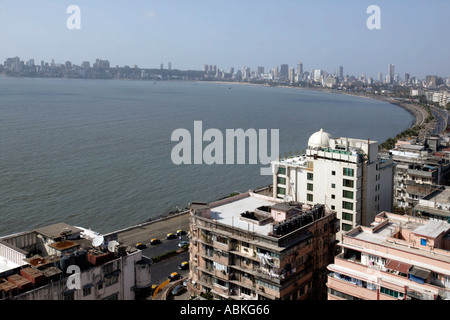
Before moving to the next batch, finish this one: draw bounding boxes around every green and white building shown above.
[271,129,395,239]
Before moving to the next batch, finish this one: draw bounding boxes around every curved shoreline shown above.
[202,80,433,140]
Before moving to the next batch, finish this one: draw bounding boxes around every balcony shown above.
[327,272,378,300]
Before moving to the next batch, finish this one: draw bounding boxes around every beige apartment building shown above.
[326,211,450,300]
[187,189,339,300]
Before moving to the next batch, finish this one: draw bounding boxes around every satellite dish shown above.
[92,236,104,247]
[107,240,119,253]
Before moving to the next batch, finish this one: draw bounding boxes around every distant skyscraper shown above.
[378,72,383,82]
[388,64,395,83]
[280,64,289,79]
[338,66,343,80]
[273,66,279,79]
[289,67,295,82]
[404,73,410,84]
[257,66,264,75]
[203,64,208,72]
[160,63,163,70]
[168,62,172,70]
[297,62,303,76]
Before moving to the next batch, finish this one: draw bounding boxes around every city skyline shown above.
[0,1,449,80]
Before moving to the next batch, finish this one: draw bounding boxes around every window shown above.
[421,238,427,246]
[241,287,252,296]
[331,205,335,210]
[342,201,353,210]
[342,212,353,222]
[342,223,353,232]
[307,194,313,202]
[343,168,354,177]
[331,194,335,199]
[343,190,354,199]
[105,273,119,287]
[216,235,228,244]
[277,177,286,185]
[278,167,286,175]
[380,287,403,299]
[83,287,92,297]
[277,187,286,195]
[331,183,336,188]
[307,172,313,180]
[343,179,354,188]
[307,183,313,191]
[63,292,74,300]
[332,170,336,175]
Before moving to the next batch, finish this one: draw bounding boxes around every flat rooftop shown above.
[210,195,278,236]
[34,223,82,239]
[414,221,450,238]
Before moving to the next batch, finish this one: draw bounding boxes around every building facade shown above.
[271,129,395,239]
[187,190,339,300]
[327,211,450,300]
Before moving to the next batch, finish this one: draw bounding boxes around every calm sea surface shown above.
[0,77,414,236]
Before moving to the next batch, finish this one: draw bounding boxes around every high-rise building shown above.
[289,67,295,82]
[388,64,395,84]
[404,73,410,84]
[271,129,395,240]
[273,66,279,79]
[187,191,339,300]
[280,64,289,80]
[257,66,264,76]
[297,62,304,77]
[327,211,450,300]
[168,62,172,70]
[338,66,344,80]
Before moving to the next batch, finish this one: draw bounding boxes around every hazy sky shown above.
[1,0,448,79]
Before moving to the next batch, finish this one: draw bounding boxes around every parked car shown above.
[176,229,185,236]
[168,272,181,282]
[178,241,190,248]
[166,233,176,240]
[178,261,189,270]
[171,285,185,296]
[150,238,161,245]
[135,243,146,249]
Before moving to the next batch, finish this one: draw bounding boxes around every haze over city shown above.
[0,0,449,79]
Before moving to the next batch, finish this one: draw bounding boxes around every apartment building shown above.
[391,139,450,211]
[327,212,450,300]
[187,190,339,300]
[0,223,152,300]
[413,186,450,222]
[271,129,395,239]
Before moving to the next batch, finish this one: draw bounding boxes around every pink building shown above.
[327,212,450,300]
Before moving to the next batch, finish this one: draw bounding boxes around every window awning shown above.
[408,266,431,283]
[385,259,411,274]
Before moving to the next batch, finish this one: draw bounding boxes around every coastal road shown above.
[429,106,448,135]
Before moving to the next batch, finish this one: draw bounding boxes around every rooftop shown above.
[34,223,83,240]
[209,195,277,236]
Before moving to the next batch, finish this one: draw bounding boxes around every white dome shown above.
[308,129,331,149]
